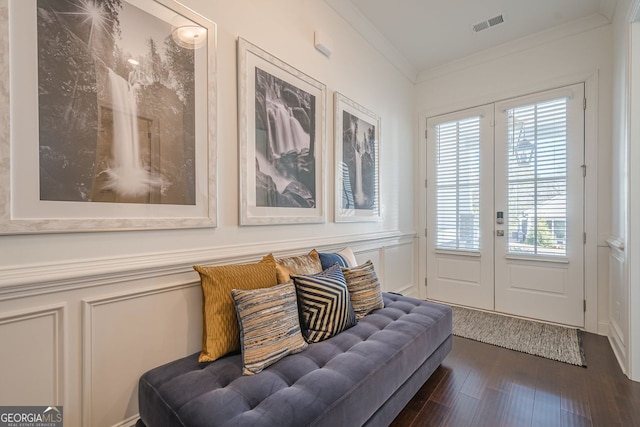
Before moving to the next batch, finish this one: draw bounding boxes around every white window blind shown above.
[506,98,568,256]
[435,116,481,251]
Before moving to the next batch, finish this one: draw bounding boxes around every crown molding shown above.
[416,13,611,83]
[323,0,418,83]
[629,0,640,21]
[600,0,618,22]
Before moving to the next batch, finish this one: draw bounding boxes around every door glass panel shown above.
[506,98,568,256]
[435,116,480,251]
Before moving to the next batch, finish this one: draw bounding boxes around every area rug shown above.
[451,305,587,367]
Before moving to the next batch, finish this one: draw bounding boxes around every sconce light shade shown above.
[172,25,207,49]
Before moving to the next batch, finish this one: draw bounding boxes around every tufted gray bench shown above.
[136,293,452,427]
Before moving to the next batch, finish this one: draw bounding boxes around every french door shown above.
[426,84,585,327]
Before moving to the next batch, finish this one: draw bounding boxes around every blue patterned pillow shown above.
[318,246,358,270]
[291,264,357,343]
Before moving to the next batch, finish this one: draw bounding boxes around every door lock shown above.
[496,211,504,224]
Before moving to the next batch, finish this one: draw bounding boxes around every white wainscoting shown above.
[82,283,202,427]
[0,304,65,405]
[352,240,416,296]
[380,242,416,296]
[607,237,627,374]
[0,232,416,427]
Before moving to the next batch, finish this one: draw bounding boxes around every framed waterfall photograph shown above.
[334,92,381,222]
[0,0,217,234]
[237,37,326,225]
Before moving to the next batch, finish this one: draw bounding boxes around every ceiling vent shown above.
[473,14,505,32]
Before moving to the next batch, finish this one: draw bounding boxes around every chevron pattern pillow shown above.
[292,264,357,343]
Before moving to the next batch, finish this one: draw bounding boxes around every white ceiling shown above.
[325,0,617,79]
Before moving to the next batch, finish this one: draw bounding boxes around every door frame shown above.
[417,71,600,332]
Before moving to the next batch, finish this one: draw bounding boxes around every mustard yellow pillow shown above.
[193,258,277,363]
[265,250,323,283]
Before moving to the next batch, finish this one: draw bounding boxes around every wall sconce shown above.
[171,25,206,49]
[171,13,206,50]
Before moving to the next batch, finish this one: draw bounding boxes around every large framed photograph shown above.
[334,92,381,222]
[237,37,326,225]
[0,0,217,234]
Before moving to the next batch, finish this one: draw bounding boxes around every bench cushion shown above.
[138,293,452,427]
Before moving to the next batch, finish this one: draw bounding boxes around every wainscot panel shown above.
[354,249,382,273]
[607,239,627,373]
[82,283,202,427]
[383,242,416,297]
[0,304,64,405]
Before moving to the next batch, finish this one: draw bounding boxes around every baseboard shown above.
[598,321,610,336]
[111,414,138,427]
[608,330,628,376]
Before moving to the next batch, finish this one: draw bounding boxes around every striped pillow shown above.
[266,250,323,284]
[232,281,307,375]
[342,260,385,320]
[292,264,357,343]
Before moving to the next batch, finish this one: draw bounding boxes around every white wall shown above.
[414,21,613,334]
[608,0,632,377]
[0,0,418,425]
[630,19,640,383]
[610,0,640,382]
[0,0,416,266]
[612,2,632,241]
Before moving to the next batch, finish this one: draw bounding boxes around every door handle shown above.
[496,230,505,237]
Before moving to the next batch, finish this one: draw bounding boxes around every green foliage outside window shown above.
[525,219,554,248]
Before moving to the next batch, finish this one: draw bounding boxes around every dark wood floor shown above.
[391,333,640,427]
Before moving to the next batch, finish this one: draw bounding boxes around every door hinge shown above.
[425,129,428,140]
[584,299,587,312]
[424,277,428,288]
[584,232,587,244]
[425,228,428,237]
[583,98,587,110]
[581,164,587,177]
[425,179,428,188]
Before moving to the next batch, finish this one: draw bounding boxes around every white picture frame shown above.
[0,0,217,234]
[237,37,326,225]
[334,92,381,222]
